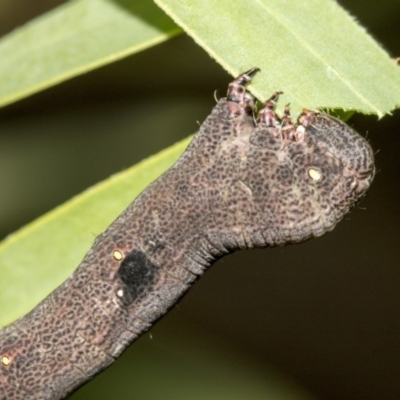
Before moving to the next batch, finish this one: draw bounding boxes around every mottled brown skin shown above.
[0,70,374,399]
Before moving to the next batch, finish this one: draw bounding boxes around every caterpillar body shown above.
[0,69,375,399]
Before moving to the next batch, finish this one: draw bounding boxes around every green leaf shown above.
[154,0,400,117]
[0,0,181,108]
[0,137,191,327]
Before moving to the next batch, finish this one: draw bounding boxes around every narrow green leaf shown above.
[154,0,400,117]
[0,0,181,108]
[0,137,191,327]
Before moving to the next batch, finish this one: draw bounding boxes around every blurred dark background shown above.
[0,1,399,399]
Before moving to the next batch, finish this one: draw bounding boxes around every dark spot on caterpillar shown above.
[116,250,159,306]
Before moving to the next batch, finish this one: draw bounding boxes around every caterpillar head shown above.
[182,70,375,249]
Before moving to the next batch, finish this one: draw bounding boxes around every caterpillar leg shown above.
[226,68,260,118]
[257,91,283,127]
[258,95,306,143]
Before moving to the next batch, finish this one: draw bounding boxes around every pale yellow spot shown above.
[308,168,322,181]
[113,250,123,261]
[1,356,11,366]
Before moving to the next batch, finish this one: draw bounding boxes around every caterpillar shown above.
[0,69,375,399]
